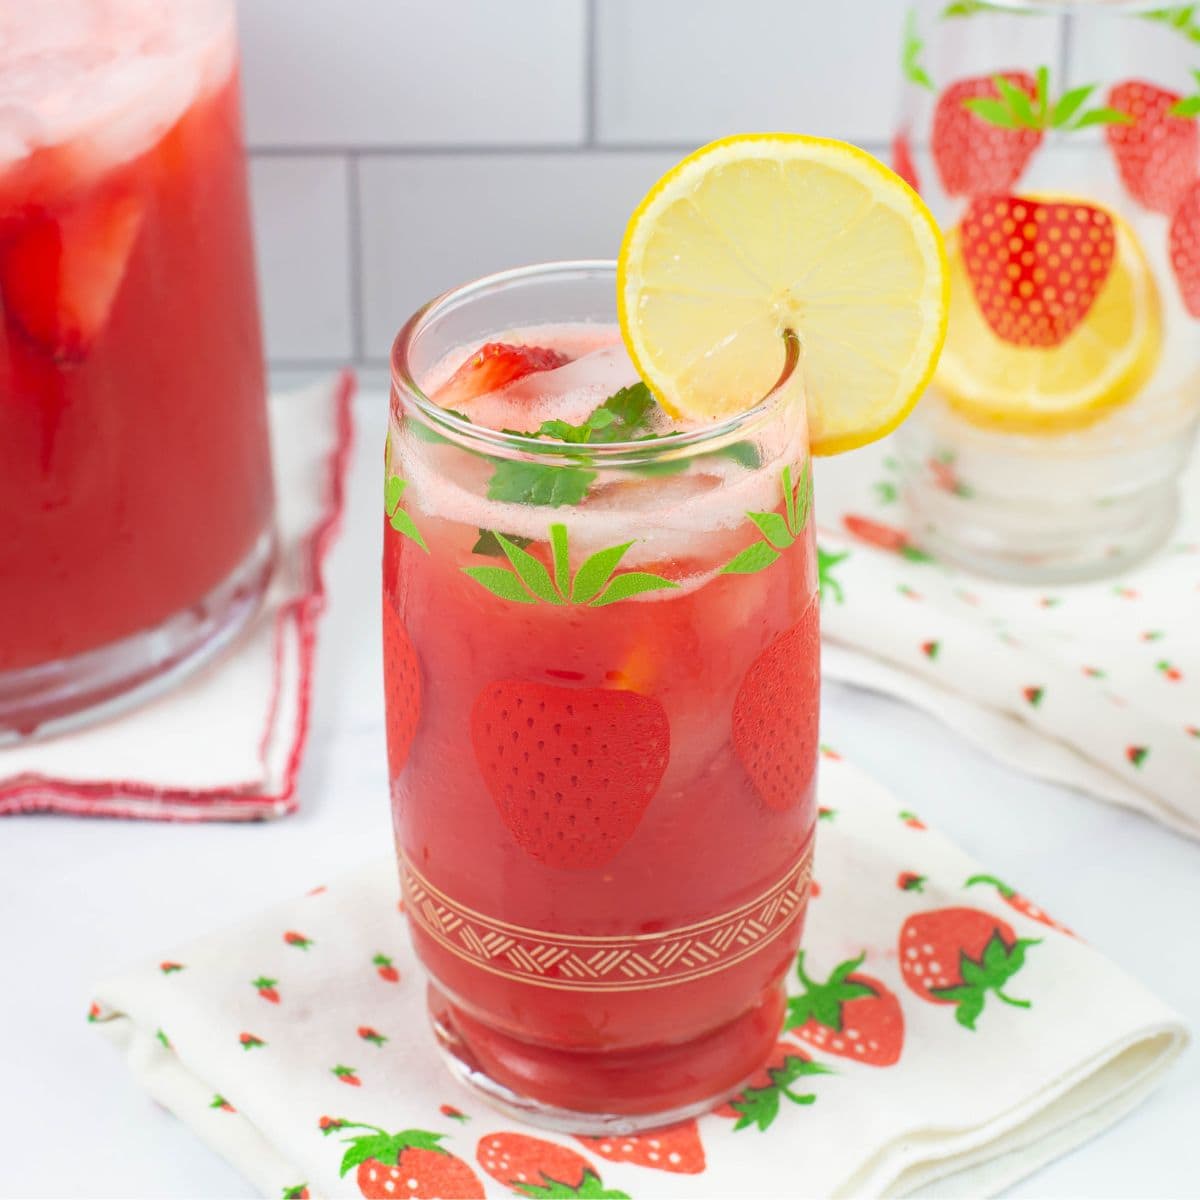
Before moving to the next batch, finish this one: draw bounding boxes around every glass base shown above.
[0,527,276,745]
[428,981,786,1135]
[903,473,1178,584]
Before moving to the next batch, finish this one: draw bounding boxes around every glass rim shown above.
[389,259,802,466]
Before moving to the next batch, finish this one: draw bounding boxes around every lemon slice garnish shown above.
[617,133,949,454]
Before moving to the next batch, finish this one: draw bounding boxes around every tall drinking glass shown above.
[0,0,274,740]
[894,0,1200,580]
[384,262,818,1131]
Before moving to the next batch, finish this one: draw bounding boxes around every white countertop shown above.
[1,388,1196,1198]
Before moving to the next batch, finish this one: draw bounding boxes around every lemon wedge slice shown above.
[616,133,949,454]
[934,203,1162,432]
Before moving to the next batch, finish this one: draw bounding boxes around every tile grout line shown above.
[346,152,367,363]
[246,140,896,159]
[584,0,598,147]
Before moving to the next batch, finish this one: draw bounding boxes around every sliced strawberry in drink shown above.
[434,342,569,409]
[0,192,144,362]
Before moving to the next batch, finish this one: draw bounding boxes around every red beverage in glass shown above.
[384,265,818,1130]
[0,0,273,739]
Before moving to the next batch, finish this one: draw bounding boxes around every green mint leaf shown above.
[587,407,617,431]
[591,571,678,607]
[994,73,1038,128]
[1071,106,1134,128]
[942,0,991,14]
[1171,95,1200,116]
[496,534,562,603]
[748,511,794,550]
[461,566,538,604]
[384,474,405,516]
[963,97,1019,128]
[598,381,656,432]
[721,441,762,469]
[550,523,570,596]
[535,418,595,444]
[487,460,595,507]
[408,408,470,445]
[389,507,428,553]
[1051,83,1096,128]
[722,542,782,575]
[571,542,633,603]
[629,458,690,477]
[472,529,531,557]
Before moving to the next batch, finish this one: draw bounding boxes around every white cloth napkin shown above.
[0,373,355,821]
[815,440,1200,839]
[90,751,1187,1199]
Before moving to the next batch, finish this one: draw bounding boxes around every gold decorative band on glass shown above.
[400,842,814,994]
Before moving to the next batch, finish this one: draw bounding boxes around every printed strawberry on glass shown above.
[894,1,1200,581]
[0,0,274,740]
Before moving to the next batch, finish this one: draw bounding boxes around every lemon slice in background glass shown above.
[935,206,1162,433]
[616,133,949,454]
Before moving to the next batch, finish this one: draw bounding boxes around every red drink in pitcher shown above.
[384,266,818,1128]
[0,0,273,738]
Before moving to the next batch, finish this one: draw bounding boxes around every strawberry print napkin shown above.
[0,372,355,821]
[89,752,1186,1198]
[815,440,1200,839]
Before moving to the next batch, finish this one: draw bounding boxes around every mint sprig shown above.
[722,460,812,575]
[412,380,761,509]
[463,523,677,607]
[505,382,657,446]
[963,67,1133,131]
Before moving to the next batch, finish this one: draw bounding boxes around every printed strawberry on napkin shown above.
[815,440,1200,839]
[0,372,355,821]
[89,751,1186,1199]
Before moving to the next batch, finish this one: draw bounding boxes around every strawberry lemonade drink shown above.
[0,1,273,738]
[384,138,948,1129]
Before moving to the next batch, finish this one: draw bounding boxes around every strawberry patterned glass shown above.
[894,0,1200,581]
[0,0,274,741]
[384,262,820,1133]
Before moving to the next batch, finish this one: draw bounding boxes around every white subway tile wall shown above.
[238,0,909,367]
